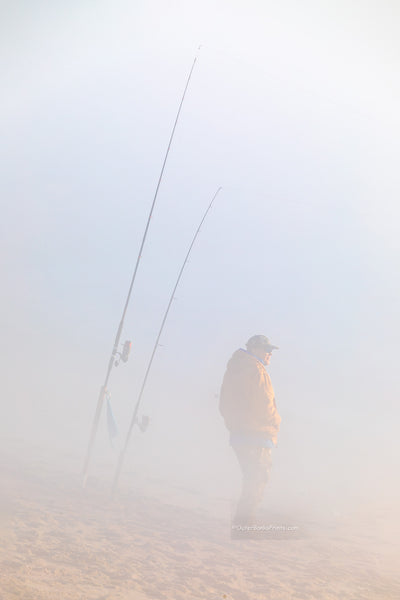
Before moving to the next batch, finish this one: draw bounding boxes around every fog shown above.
[1,0,400,595]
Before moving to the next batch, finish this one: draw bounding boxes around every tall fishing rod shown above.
[111,186,222,495]
[82,53,199,488]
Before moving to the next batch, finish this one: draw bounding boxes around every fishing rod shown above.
[111,186,222,495]
[82,53,199,488]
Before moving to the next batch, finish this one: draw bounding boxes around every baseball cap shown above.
[246,334,279,352]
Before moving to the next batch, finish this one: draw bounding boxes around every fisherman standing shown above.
[219,335,281,525]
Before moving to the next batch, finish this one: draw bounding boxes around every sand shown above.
[1,445,399,600]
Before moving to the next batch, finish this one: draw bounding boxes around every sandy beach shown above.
[1,442,399,600]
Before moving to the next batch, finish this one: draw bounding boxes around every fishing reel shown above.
[114,340,132,367]
[135,415,150,433]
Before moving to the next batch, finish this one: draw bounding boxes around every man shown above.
[219,335,281,525]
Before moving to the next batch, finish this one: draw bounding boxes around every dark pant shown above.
[232,445,272,524]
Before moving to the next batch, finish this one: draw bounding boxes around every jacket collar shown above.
[239,347,267,368]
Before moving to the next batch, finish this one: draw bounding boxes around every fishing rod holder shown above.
[114,340,132,367]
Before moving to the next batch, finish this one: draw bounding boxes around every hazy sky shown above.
[2,1,399,509]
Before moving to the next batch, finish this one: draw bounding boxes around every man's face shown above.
[263,351,272,366]
[251,345,272,365]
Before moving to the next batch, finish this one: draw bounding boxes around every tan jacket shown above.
[219,349,281,445]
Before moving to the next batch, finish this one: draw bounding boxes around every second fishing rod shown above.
[112,186,222,495]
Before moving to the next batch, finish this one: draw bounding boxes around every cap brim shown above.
[265,344,279,351]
